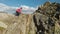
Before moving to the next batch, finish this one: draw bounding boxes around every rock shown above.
[0,21,7,29]
[33,2,60,34]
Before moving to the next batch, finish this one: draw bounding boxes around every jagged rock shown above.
[33,2,60,34]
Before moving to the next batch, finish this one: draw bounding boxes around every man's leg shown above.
[16,12,20,16]
[16,12,19,16]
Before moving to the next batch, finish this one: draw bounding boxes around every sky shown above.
[0,0,60,14]
[0,0,60,7]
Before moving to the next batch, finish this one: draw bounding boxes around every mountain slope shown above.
[0,13,36,34]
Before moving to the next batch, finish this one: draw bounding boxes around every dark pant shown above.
[16,12,20,16]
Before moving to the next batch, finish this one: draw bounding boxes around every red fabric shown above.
[16,8,22,13]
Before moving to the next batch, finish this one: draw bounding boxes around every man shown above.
[16,7,22,16]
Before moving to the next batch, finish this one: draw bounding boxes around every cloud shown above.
[20,5,36,11]
[0,3,18,13]
[20,5,37,14]
[0,3,18,10]
[0,3,36,14]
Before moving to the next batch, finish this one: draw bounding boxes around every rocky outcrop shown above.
[33,12,55,34]
[33,2,60,34]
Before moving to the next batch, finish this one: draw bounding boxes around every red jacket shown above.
[16,8,22,13]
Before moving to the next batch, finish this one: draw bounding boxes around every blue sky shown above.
[0,0,60,7]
